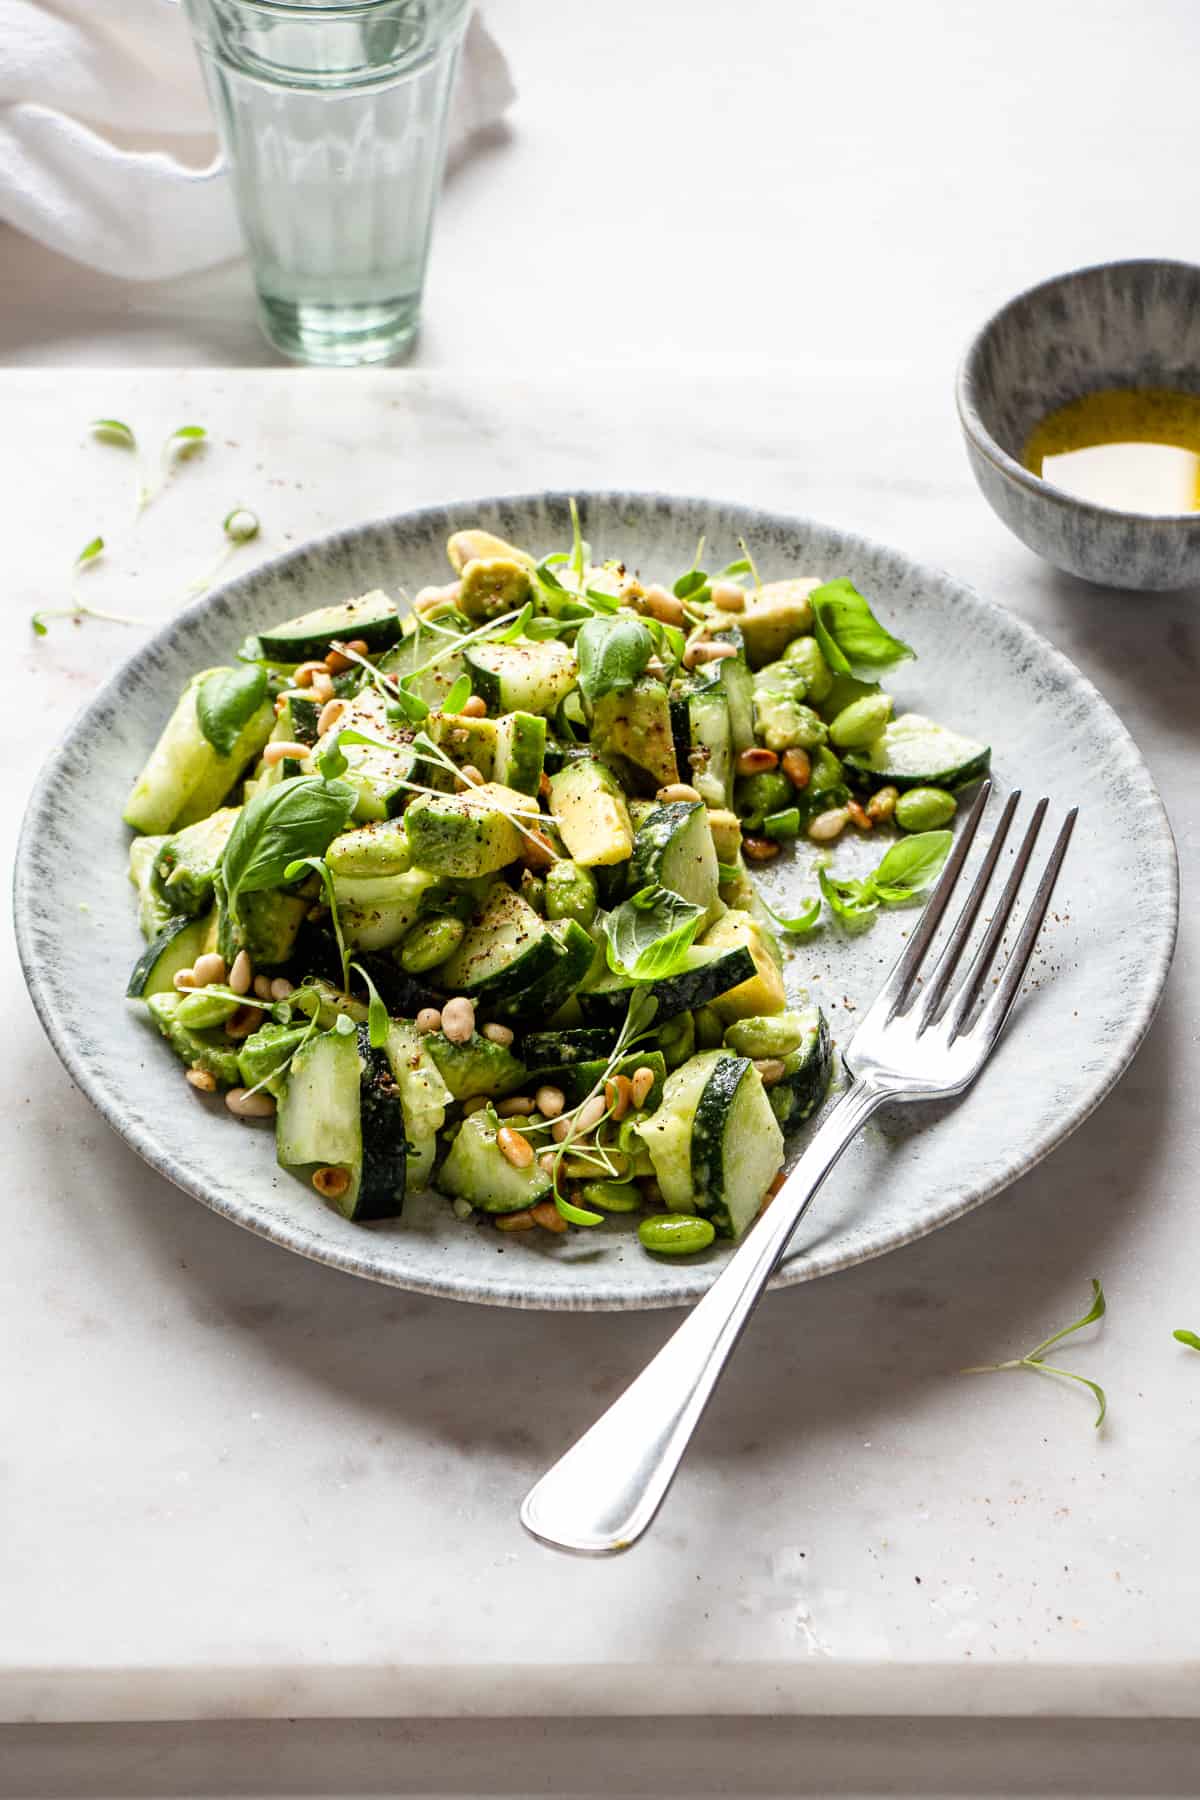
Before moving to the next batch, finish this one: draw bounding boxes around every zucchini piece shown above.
[436,1108,552,1213]
[629,801,723,928]
[724,1006,832,1130]
[549,758,634,867]
[636,1051,724,1211]
[522,1026,617,1067]
[425,1029,527,1100]
[257,591,401,663]
[435,883,563,1000]
[285,693,322,746]
[123,669,275,835]
[491,916,596,1024]
[463,638,578,715]
[144,991,241,1086]
[690,1054,785,1237]
[844,714,992,791]
[686,680,734,807]
[404,782,528,878]
[332,866,439,953]
[315,690,425,822]
[154,807,240,917]
[126,913,211,999]
[378,614,468,710]
[590,677,680,794]
[701,910,786,1020]
[709,628,756,752]
[356,1025,407,1221]
[493,710,546,795]
[385,1021,453,1191]
[578,943,757,1027]
[276,1028,362,1215]
[128,833,173,940]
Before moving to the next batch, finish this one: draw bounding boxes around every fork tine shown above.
[967,808,1078,1048]
[909,788,1021,1032]
[869,779,993,1024]
[943,796,1049,1042]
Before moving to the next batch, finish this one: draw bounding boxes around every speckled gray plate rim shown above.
[14,491,1179,1311]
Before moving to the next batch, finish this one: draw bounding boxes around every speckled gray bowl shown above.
[957,258,1200,589]
[13,492,1179,1310]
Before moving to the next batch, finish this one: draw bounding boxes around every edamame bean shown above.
[894,786,957,830]
[176,990,241,1030]
[828,694,894,750]
[781,635,834,703]
[544,859,598,929]
[581,1180,641,1213]
[734,768,793,828]
[638,1213,717,1255]
[399,913,467,973]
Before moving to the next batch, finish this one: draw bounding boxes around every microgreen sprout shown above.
[285,854,348,989]
[961,1279,1108,1428]
[31,536,147,635]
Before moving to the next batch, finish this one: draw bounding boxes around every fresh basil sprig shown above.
[819,829,951,930]
[809,578,915,679]
[196,665,268,757]
[575,614,654,706]
[221,775,355,916]
[602,883,705,980]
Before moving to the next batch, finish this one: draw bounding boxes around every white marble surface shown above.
[2,366,1198,1738]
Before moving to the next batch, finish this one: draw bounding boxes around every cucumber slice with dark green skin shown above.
[378,618,468,709]
[256,592,402,664]
[690,1054,785,1238]
[522,1027,617,1066]
[708,628,756,753]
[285,694,322,746]
[491,916,595,1023]
[629,800,722,927]
[436,1108,553,1213]
[355,1025,407,1221]
[463,638,578,715]
[844,714,991,791]
[276,1028,363,1216]
[434,883,563,1000]
[126,913,211,999]
[493,710,546,795]
[578,943,757,1028]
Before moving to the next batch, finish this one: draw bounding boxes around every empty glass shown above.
[183,0,472,365]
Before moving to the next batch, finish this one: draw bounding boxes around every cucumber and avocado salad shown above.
[123,509,992,1251]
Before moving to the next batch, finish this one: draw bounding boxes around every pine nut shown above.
[440,995,475,1044]
[781,747,812,790]
[711,580,746,612]
[463,1095,489,1115]
[684,639,737,669]
[225,1086,276,1119]
[496,1095,535,1117]
[325,638,367,674]
[808,806,849,843]
[866,784,899,823]
[460,695,487,718]
[575,1092,607,1134]
[551,1114,574,1143]
[846,799,874,831]
[630,1066,656,1109]
[532,1200,568,1234]
[539,1151,558,1176]
[735,747,779,777]
[604,1074,633,1122]
[191,952,227,987]
[263,740,307,767]
[742,834,780,862]
[459,763,484,785]
[497,1126,533,1169]
[224,1004,261,1040]
[656,783,702,804]
[229,950,252,995]
[535,1085,565,1119]
[752,1058,787,1087]
[254,974,273,1000]
[274,696,287,716]
[416,1006,443,1035]
[642,584,686,626]
[294,661,330,687]
[185,1066,216,1092]
[317,697,347,736]
[270,977,294,1001]
[312,1166,350,1200]
[495,1209,535,1231]
[482,1022,514,1047]
[173,968,197,991]
[310,671,335,705]
[521,829,557,871]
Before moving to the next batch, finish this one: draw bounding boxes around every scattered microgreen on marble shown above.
[961,1279,1108,1428]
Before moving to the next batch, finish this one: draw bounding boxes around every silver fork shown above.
[520,781,1077,1556]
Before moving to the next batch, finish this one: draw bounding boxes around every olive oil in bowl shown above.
[1023,388,1200,513]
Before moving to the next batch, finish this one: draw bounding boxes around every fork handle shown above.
[520,1079,887,1555]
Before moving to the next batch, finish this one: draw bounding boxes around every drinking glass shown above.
[183,0,472,365]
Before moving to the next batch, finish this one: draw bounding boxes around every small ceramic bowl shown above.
[957,258,1200,589]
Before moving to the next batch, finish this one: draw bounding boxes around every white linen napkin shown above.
[0,1,516,281]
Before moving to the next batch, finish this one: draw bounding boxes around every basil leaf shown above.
[222,775,355,906]
[603,883,705,979]
[674,568,709,600]
[818,865,878,930]
[808,578,915,676]
[196,665,268,757]
[869,829,951,903]
[575,615,654,705]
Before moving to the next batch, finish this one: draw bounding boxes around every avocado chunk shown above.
[739,579,820,668]
[590,677,680,794]
[154,807,241,917]
[425,1029,527,1100]
[332,866,440,952]
[428,710,498,780]
[218,886,309,969]
[446,528,536,575]
[752,663,829,753]
[701,909,787,1020]
[706,809,743,866]
[236,1022,310,1098]
[403,781,529,877]
[457,556,534,621]
[145,992,241,1086]
[549,758,634,867]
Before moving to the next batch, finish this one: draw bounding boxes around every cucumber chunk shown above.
[844,714,991,791]
[276,1028,362,1215]
[436,1108,552,1213]
[385,1021,453,1191]
[257,590,401,663]
[629,801,723,928]
[425,1029,528,1100]
[690,1054,784,1237]
[435,883,563,999]
[124,669,274,835]
[578,943,756,1027]
[356,1025,407,1221]
[128,913,213,999]
[463,638,577,715]
[549,758,634,867]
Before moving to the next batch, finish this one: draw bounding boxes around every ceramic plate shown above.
[14,493,1178,1311]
